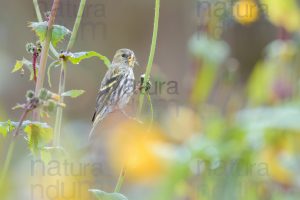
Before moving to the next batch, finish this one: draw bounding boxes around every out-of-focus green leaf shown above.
[89,189,128,200]
[260,0,300,32]
[62,90,85,98]
[40,146,68,163]
[0,121,14,137]
[12,60,24,73]
[247,62,276,105]
[29,22,71,47]
[237,106,300,148]
[190,61,217,103]
[63,51,111,68]
[189,34,230,66]
[237,106,300,131]
[23,121,53,154]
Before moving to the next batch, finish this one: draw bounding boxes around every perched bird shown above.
[89,48,138,139]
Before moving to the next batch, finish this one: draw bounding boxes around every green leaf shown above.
[29,22,71,47]
[89,189,128,200]
[12,58,37,81]
[63,51,111,68]
[12,60,24,73]
[0,121,15,137]
[62,90,85,98]
[51,25,71,47]
[23,121,53,154]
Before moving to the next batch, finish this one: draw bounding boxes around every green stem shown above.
[33,0,61,121]
[53,0,86,146]
[0,140,15,189]
[114,166,126,193]
[53,60,66,146]
[33,0,59,58]
[67,0,86,51]
[147,93,154,128]
[138,0,160,116]
[33,0,42,22]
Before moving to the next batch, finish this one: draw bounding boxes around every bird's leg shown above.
[136,74,152,93]
[121,109,143,124]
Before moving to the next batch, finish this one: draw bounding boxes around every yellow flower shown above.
[107,121,168,181]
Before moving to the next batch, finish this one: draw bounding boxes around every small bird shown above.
[89,48,138,139]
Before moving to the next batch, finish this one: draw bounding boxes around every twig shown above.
[14,98,40,137]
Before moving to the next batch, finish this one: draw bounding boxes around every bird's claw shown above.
[139,74,152,92]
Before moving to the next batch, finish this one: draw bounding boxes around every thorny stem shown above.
[33,0,59,58]
[138,0,160,116]
[0,140,15,189]
[53,0,86,146]
[33,0,60,120]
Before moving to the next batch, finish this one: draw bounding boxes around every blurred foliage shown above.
[260,0,300,32]
[2,0,300,199]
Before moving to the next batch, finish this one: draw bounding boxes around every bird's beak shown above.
[128,55,136,67]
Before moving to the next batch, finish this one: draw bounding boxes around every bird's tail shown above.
[88,114,105,141]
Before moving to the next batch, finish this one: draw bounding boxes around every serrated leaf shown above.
[63,51,111,68]
[29,22,71,47]
[62,90,85,98]
[51,25,71,46]
[12,60,24,73]
[29,22,47,41]
[23,121,53,154]
[89,189,128,200]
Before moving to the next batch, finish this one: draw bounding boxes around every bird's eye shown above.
[121,53,127,58]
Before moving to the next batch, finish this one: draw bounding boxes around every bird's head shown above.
[112,48,138,68]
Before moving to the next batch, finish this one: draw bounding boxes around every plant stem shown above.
[53,0,86,146]
[0,140,15,189]
[138,0,160,116]
[67,0,86,51]
[33,0,61,120]
[53,60,66,146]
[33,0,60,58]
[33,0,42,22]
[114,166,126,193]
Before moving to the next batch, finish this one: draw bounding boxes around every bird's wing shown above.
[92,67,124,122]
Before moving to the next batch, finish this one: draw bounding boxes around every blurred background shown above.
[1,0,300,199]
